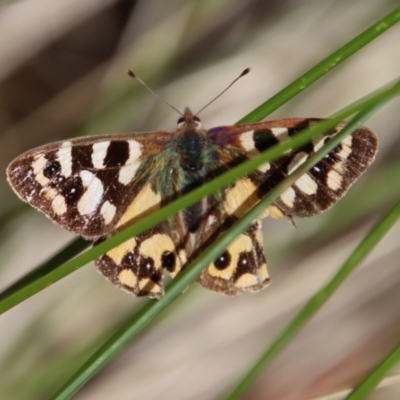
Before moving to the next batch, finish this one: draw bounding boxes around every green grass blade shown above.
[238,7,400,123]
[1,77,399,316]
[345,344,400,399]
[221,141,400,400]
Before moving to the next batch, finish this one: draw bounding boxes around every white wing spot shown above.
[91,141,110,169]
[239,131,255,152]
[57,141,72,178]
[32,154,46,173]
[327,169,342,191]
[119,163,140,185]
[295,174,318,195]
[270,127,289,142]
[179,250,187,265]
[118,140,142,185]
[52,194,67,215]
[258,162,271,173]
[207,214,217,227]
[338,136,352,160]
[32,154,49,186]
[100,201,116,225]
[128,140,142,162]
[333,161,345,174]
[77,170,104,215]
[280,187,296,208]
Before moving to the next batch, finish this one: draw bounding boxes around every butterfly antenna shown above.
[196,68,251,115]
[127,70,183,116]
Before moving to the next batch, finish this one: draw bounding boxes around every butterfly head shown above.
[177,107,202,133]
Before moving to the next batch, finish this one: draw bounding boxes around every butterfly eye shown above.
[177,117,185,125]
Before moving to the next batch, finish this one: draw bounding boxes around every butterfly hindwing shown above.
[196,220,269,295]
[93,177,184,299]
[94,225,182,299]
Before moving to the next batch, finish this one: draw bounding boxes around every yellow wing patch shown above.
[224,178,259,218]
[117,184,161,229]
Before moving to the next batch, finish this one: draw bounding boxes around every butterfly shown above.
[6,70,378,299]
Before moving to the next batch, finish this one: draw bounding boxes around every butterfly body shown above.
[7,107,378,298]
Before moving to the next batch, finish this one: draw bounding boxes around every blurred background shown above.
[1,0,400,399]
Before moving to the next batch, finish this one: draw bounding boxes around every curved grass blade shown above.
[345,344,400,399]
[221,112,400,400]
[1,78,399,316]
[238,7,400,123]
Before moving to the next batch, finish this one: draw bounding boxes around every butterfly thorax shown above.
[176,107,208,172]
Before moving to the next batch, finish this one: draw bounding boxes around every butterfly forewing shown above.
[7,132,174,238]
[7,109,378,298]
[209,118,378,218]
